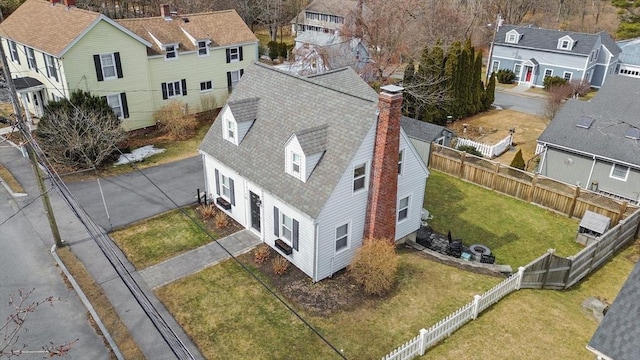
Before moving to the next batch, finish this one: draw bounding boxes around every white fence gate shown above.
[381,267,525,360]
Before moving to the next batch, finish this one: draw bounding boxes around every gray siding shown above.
[409,138,430,166]
[315,124,376,281]
[539,147,593,186]
[396,130,428,240]
[590,161,640,202]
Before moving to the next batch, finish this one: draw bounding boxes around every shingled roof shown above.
[199,63,377,217]
[495,25,620,56]
[400,116,453,142]
[588,260,640,360]
[618,38,640,66]
[116,10,257,56]
[0,0,150,57]
[538,74,640,167]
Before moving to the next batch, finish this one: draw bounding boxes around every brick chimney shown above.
[363,84,404,242]
[160,4,170,18]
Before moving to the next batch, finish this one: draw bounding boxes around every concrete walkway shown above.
[140,229,261,289]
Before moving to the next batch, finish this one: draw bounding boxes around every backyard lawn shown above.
[425,170,583,268]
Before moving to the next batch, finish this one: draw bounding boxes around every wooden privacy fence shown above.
[521,208,640,290]
[381,268,525,360]
[429,144,638,225]
[455,134,513,159]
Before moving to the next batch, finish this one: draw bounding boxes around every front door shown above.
[250,191,261,232]
[525,67,533,82]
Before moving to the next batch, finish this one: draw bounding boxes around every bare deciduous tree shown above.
[1,289,78,358]
[544,84,573,119]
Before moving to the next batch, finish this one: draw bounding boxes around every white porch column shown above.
[20,92,32,124]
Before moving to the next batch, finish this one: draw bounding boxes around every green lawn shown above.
[157,250,501,360]
[110,207,212,269]
[425,170,583,268]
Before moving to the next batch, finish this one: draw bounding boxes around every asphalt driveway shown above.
[65,156,204,230]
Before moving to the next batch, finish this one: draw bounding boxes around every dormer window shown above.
[505,30,520,44]
[557,36,574,50]
[165,44,178,60]
[291,152,301,175]
[198,40,209,56]
[225,119,236,144]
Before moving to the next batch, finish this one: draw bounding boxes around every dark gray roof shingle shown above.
[199,63,377,217]
[588,260,640,360]
[618,38,640,66]
[296,124,328,155]
[228,97,259,123]
[538,74,640,167]
[400,116,452,142]
[307,67,378,101]
[495,25,619,56]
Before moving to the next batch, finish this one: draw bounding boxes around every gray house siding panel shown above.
[540,148,592,186]
[396,131,428,240]
[590,161,640,202]
[591,64,608,87]
[493,46,588,69]
[409,138,431,166]
[315,124,376,281]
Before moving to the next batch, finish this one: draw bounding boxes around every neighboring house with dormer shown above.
[290,0,360,36]
[488,25,620,88]
[536,75,640,205]
[0,0,257,130]
[199,63,429,281]
[288,31,369,75]
[616,37,640,79]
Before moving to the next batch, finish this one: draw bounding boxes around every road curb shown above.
[50,244,124,360]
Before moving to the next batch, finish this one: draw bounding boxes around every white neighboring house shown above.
[199,63,428,281]
[288,31,369,75]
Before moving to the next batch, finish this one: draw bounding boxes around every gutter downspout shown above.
[538,145,547,174]
[313,221,318,282]
[586,155,597,189]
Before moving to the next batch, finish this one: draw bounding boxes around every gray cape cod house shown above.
[489,25,620,88]
[536,74,640,205]
[199,63,428,281]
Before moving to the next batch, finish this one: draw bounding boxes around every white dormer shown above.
[284,125,328,182]
[164,43,179,60]
[505,29,521,44]
[223,97,259,145]
[179,27,210,56]
[557,35,575,50]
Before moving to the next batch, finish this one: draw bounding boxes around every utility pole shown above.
[0,36,64,248]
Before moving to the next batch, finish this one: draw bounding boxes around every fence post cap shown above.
[419,328,428,335]
[518,266,525,272]
[473,294,482,300]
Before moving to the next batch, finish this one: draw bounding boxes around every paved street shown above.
[65,155,204,230]
[494,90,545,115]
[0,151,110,359]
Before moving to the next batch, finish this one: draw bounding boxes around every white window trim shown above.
[224,118,237,144]
[398,148,405,175]
[491,60,500,74]
[105,94,123,119]
[221,174,231,199]
[513,64,522,80]
[352,162,368,193]
[229,47,240,62]
[229,70,242,90]
[563,71,572,81]
[506,33,517,43]
[291,151,301,177]
[609,164,629,181]
[200,80,213,92]
[398,195,410,223]
[558,39,571,50]
[99,53,118,80]
[8,41,19,63]
[165,44,178,60]
[166,80,183,98]
[281,213,294,243]
[544,69,553,78]
[26,47,37,70]
[45,55,57,81]
[197,40,209,57]
[335,222,350,253]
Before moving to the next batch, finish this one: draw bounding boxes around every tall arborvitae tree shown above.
[444,41,462,120]
[472,52,484,114]
[482,72,496,110]
[422,41,447,123]
[402,63,416,118]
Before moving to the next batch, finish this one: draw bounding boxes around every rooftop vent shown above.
[625,127,640,140]
[576,116,594,129]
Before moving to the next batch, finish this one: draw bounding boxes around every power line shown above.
[1,23,348,360]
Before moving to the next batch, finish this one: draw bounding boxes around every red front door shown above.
[526,67,533,82]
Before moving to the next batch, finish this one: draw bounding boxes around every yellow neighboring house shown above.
[0,0,258,130]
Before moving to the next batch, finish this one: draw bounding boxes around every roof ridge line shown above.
[254,63,376,103]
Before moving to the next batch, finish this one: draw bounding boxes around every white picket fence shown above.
[381,267,525,360]
[456,134,513,158]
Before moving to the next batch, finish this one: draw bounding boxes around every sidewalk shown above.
[0,141,204,360]
[496,83,548,99]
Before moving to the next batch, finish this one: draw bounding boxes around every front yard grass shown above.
[425,170,583,268]
[110,207,212,269]
[157,249,501,360]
